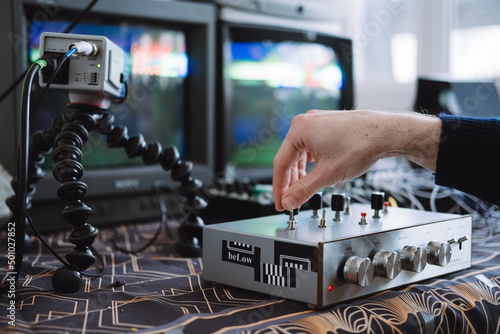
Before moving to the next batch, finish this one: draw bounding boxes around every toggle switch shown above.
[449,236,468,250]
[383,201,389,213]
[310,192,322,218]
[371,192,385,218]
[359,212,368,225]
[331,193,345,222]
[285,208,299,230]
[284,207,299,216]
[345,196,351,215]
[458,236,468,250]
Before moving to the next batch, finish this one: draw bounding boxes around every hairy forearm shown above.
[381,112,442,171]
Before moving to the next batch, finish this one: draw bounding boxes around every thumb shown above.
[281,164,332,211]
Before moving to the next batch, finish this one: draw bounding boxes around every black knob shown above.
[331,193,345,212]
[371,192,385,211]
[234,180,245,194]
[309,192,322,210]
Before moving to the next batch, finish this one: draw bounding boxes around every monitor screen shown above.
[29,20,187,169]
[219,25,354,177]
[227,40,344,167]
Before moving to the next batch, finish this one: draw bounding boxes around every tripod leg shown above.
[50,109,99,293]
[7,105,209,294]
[103,113,207,257]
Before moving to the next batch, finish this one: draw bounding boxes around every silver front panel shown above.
[203,204,472,308]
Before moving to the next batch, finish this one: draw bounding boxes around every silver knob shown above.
[373,250,401,279]
[343,256,374,287]
[426,241,452,267]
[401,245,427,272]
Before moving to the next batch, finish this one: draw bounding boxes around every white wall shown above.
[331,0,500,111]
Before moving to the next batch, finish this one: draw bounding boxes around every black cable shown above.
[84,247,106,278]
[111,199,168,255]
[62,0,100,34]
[11,60,45,287]
[0,74,25,106]
[0,0,100,106]
[112,80,128,105]
[26,212,69,267]
[111,182,178,255]
[158,193,174,240]
[151,180,187,240]
[0,62,42,293]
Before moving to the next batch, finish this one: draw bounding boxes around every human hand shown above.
[272,110,441,211]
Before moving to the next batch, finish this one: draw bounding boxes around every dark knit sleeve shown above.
[435,114,500,205]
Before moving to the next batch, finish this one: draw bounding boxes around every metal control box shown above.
[203,204,472,308]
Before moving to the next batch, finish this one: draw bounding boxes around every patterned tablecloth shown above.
[1,219,499,334]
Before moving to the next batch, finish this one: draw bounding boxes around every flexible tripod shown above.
[6,104,206,293]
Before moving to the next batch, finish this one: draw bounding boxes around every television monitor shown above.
[215,9,354,182]
[0,0,216,231]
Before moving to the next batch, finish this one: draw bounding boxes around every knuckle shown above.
[273,155,286,170]
[293,181,314,202]
[290,113,307,127]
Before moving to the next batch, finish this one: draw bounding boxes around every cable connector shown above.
[34,58,48,69]
[68,41,99,57]
[39,54,70,85]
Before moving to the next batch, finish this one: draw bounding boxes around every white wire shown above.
[430,185,440,212]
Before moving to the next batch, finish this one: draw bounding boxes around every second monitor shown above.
[216,19,354,182]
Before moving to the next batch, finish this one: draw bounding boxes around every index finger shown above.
[273,135,301,211]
